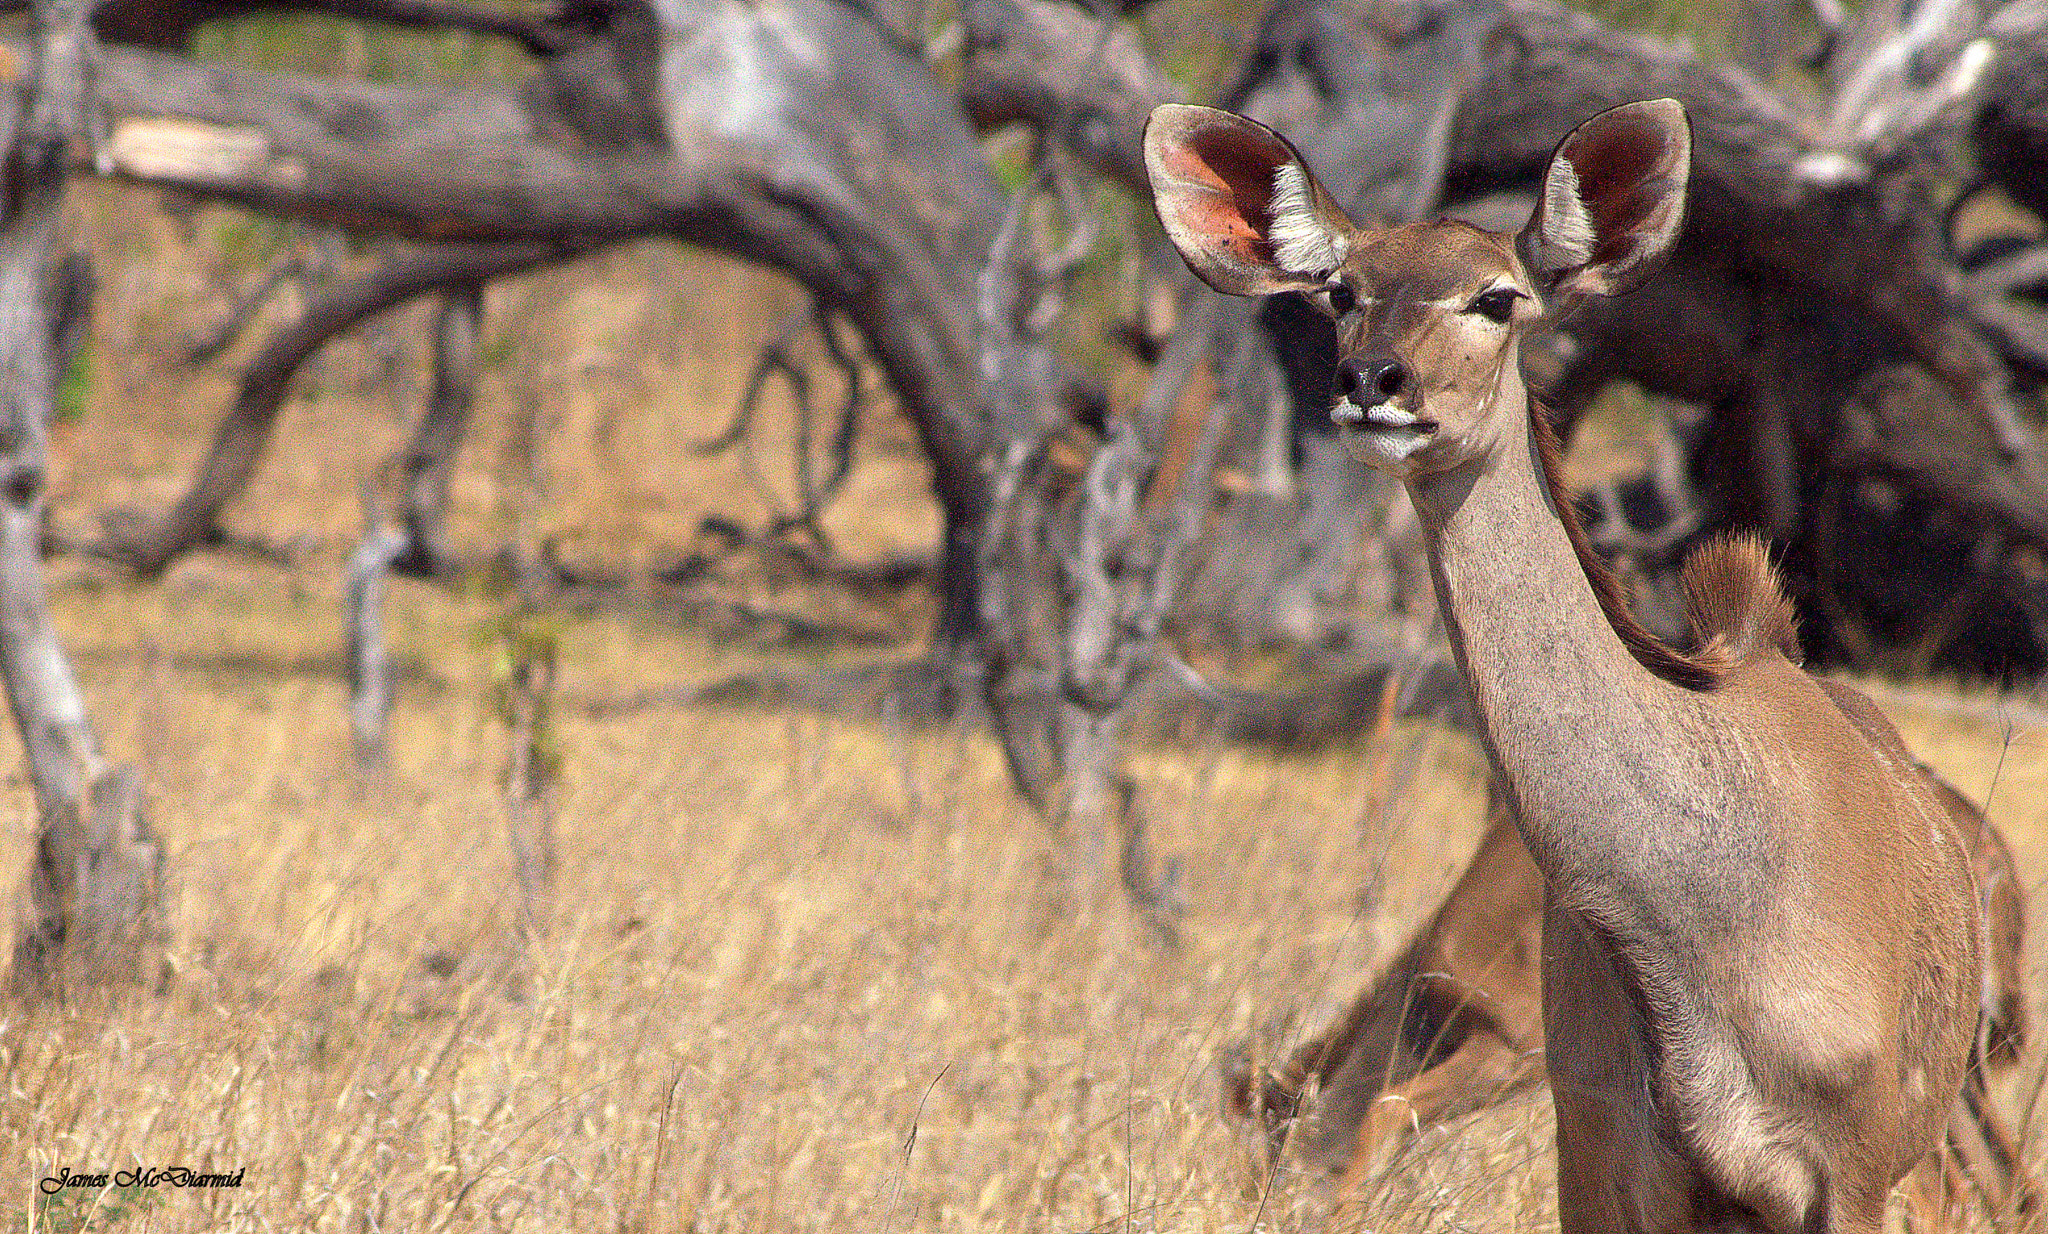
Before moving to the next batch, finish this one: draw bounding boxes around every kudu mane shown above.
[1529,404,1799,691]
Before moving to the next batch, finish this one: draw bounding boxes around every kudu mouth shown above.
[1330,398,1435,434]
[1331,395,1438,466]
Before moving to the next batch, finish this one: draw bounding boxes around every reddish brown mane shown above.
[1529,406,1798,690]
[1680,533,1802,664]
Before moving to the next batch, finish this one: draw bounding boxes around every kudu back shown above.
[1148,98,2003,1234]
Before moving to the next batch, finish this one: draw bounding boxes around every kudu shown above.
[1228,777,2029,1223]
[1148,98,2005,1234]
[1225,792,1545,1175]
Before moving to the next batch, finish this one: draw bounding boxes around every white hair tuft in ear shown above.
[1269,163,1346,275]
[1532,157,1596,272]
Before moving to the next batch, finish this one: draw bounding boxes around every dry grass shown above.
[3,182,2047,1234]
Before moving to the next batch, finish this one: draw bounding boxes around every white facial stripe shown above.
[1270,163,1348,275]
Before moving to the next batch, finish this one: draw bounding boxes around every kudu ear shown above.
[1144,104,1353,297]
[1520,98,1691,300]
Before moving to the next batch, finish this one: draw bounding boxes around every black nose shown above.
[1339,359,1408,402]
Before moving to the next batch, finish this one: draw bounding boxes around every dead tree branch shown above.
[395,281,484,576]
[183,245,319,364]
[57,0,609,55]
[96,241,569,575]
[959,0,1182,192]
[345,489,406,765]
[694,298,869,548]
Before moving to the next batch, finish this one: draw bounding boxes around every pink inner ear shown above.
[1187,197,1261,250]
[1163,124,1289,253]
[1562,114,1679,258]
[1158,144,1259,251]
[1158,141,1231,196]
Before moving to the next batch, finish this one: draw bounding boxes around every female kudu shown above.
[1148,98,1993,1234]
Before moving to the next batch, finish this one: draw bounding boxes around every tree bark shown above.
[76,0,598,55]
[1447,0,2029,458]
[959,0,1182,193]
[394,282,482,575]
[5,0,163,998]
[344,503,405,766]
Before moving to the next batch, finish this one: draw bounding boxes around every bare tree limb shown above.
[692,298,869,547]
[96,240,571,575]
[1835,364,2048,548]
[1454,0,2031,459]
[183,242,327,364]
[394,281,484,575]
[958,0,1182,192]
[345,488,406,765]
[54,0,608,55]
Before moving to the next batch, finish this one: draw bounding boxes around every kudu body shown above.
[1226,794,1546,1173]
[1230,778,2028,1221]
[1148,99,1998,1234]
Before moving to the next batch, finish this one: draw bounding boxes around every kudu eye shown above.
[1466,287,1523,324]
[1320,281,1357,316]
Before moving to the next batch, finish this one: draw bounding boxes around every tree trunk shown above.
[5,0,163,999]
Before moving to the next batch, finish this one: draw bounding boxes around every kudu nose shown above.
[1339,358,1409,403]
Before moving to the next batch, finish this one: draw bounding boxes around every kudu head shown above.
[1144,99,1691,480]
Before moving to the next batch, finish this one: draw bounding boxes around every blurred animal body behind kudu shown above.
[1147,97,2024,1234]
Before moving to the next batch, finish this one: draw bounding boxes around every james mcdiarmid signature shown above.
[39,1166,246,1195]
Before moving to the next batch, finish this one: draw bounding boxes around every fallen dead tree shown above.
[47,0,2048,678]
[65,0,1098,662]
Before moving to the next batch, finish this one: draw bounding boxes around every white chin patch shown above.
[1333,397,1431,469]
[1336,421,1430,470]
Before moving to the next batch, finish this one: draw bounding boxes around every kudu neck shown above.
[1405,375,1689,861]
[1407,388,1638,693]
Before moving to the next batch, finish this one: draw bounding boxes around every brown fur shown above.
[1150,99,2008,1234]
[1679,533,1803,665]
[1225,542,2030,1220]
[1224,793,1545,1172]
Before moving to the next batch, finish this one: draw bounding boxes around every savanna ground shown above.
[6,53,2048,1232]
